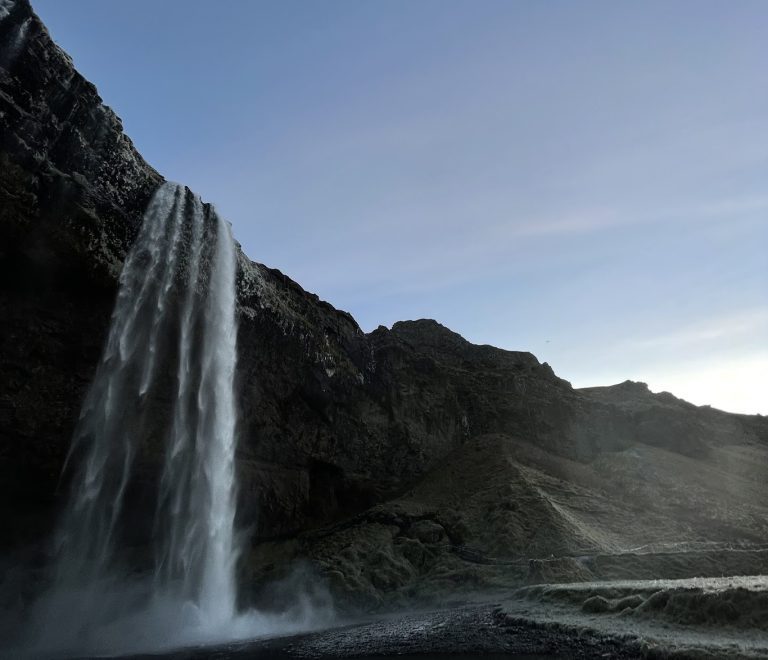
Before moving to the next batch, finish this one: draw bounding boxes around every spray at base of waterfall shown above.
[16,569,335,658]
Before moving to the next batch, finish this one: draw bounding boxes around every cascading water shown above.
[20,182,332,659]
[31,182,242,653]
[153,187,239,624]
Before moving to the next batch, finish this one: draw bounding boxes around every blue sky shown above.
[33,0,767,414]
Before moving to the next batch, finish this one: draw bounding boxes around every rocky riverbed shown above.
[104,583,768,660]
[109,603,644,660]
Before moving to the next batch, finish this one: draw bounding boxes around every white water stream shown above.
[31,182,242,653]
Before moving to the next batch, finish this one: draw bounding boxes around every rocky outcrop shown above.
[2,0,768,610]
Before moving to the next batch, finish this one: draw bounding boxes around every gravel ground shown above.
[115,604,644,660]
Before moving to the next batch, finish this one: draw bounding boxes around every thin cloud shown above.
[625,309,768,351]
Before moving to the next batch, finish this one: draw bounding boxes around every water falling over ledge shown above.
[28,182,243,654]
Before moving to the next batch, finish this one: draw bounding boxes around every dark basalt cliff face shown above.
[2,0,768,608]
[0,0,161,548]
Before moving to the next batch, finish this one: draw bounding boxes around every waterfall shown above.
[35,182,241,652]
[154,190,239,623]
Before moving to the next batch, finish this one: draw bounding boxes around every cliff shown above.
[2,0,768,610]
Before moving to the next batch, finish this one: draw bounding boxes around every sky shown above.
[33,0,767,414]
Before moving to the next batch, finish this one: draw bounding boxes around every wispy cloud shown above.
[625,309,768,351]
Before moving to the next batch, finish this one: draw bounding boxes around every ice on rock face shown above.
[0,9,32,70]
[0,0,16,22]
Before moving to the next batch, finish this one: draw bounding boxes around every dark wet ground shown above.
[115,604,643,660]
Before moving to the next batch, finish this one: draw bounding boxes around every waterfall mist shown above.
[16,183,332,657]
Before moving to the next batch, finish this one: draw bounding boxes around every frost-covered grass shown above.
[504,575,768,658]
